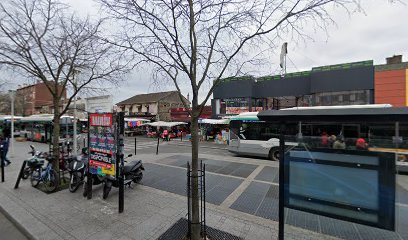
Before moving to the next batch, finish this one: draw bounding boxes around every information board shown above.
[284,148,395,231]
[88,113,116,177]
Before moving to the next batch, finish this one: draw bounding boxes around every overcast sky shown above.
[16,1,408,105]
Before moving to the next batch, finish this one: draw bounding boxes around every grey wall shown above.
[310,66,374,93]
[212,66,374,100]
[253,76,311,97]
[213,79,255,98]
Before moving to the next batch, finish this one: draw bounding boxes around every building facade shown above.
[116,91,189,121]
[212,55,407,118]
[15,82,66,116]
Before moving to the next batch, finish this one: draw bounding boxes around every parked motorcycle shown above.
[66,148,87,193]
[22,145,46,179]
[102,155,144,199]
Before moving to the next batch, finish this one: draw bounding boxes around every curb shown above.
[0,195,36,240]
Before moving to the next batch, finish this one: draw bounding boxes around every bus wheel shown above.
[269,148,279,161]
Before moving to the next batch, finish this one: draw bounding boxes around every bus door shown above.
[237,122,269,156]
[228,121,240,152]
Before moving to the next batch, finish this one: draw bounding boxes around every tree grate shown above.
[158,218,242,240]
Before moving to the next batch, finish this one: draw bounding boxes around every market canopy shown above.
[124,118,151,122]
[143,121,187,127]
[198,119,230,125]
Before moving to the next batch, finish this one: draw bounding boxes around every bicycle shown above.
[30,156,59,193]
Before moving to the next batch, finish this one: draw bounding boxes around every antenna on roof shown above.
[280,42,288,77]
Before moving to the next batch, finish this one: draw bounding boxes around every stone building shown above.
[116,91,189,121]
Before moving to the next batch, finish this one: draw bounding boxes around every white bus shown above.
[228,104,408,164]
[228,112,299,161]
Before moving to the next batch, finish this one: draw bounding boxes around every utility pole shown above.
[9,90,16,157]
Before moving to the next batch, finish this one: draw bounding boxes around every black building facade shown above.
[212,60,374,118]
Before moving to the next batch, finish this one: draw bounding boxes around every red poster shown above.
[89,113,113,127]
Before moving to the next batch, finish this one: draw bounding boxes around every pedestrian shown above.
[356,137,368,150]
[321,132,329,147]
[333,137,346,149]
[2,125,11,166]
[328,135,336,148]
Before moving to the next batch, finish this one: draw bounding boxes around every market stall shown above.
[143,121,188,139]
[124,118,151,136]
[198,118,230,144]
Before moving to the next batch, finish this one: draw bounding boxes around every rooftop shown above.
[116,91,180,105]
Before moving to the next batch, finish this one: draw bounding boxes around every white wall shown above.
[85,95,113,113]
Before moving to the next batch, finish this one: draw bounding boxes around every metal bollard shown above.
[156,137,159,155]
[14,160,27,188]
[1,148,4,183]
[134,137,137,155]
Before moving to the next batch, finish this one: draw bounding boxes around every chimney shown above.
[386,55,402,65]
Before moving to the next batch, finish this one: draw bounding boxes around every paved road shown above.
[0,211,28,240]
[122,137,408,240]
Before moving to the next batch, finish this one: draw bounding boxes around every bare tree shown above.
[0,0,128,173]
[98,0,359,238]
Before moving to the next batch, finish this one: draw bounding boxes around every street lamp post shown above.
[9,90,16,157]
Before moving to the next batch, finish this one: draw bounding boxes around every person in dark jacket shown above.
[2,126,11,166]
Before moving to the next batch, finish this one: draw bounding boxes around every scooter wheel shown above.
[103,181,112,200]
[83,177,88,198]
[69,172,82,193]
[22,168,31,180]
[133,172,143,183]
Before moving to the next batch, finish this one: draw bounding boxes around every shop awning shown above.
[124,118,151,122]
[198,119,230,125]
[143,121,187,127]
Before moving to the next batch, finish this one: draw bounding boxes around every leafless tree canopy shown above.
[99,0,359,113]
[98,1,360,239]
[0,0,128,116]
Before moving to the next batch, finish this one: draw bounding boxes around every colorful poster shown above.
[89,113,116,177]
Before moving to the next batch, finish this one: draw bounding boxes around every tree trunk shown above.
[190,110,201,240]
[52,97,60,175]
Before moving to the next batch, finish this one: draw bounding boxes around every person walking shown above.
[2,126,11,166]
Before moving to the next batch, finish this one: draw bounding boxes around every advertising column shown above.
[89,113,116,177]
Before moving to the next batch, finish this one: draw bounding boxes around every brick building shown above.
[15,82,66,116]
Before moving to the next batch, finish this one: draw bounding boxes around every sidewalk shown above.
[0,141,338,240]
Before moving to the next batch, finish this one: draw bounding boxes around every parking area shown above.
[141,153,408,240]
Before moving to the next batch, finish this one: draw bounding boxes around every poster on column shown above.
[89,113,116,177]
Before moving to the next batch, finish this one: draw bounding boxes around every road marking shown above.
[220,165,265,208]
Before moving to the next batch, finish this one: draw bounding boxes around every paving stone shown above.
[319,215,360,240]
[286,209,320,233]
[255,166,278,183]
[355,223,400,240]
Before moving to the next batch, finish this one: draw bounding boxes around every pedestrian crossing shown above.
[123,140,166,151]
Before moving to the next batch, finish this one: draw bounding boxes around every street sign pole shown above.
[117,112,125,213]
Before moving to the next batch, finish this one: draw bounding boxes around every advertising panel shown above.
[88,113,116,177]
[284,148,395,231]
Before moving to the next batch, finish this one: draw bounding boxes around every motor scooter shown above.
[66,148,87,193]
[102,154,144,199]
[22,145,46,179]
